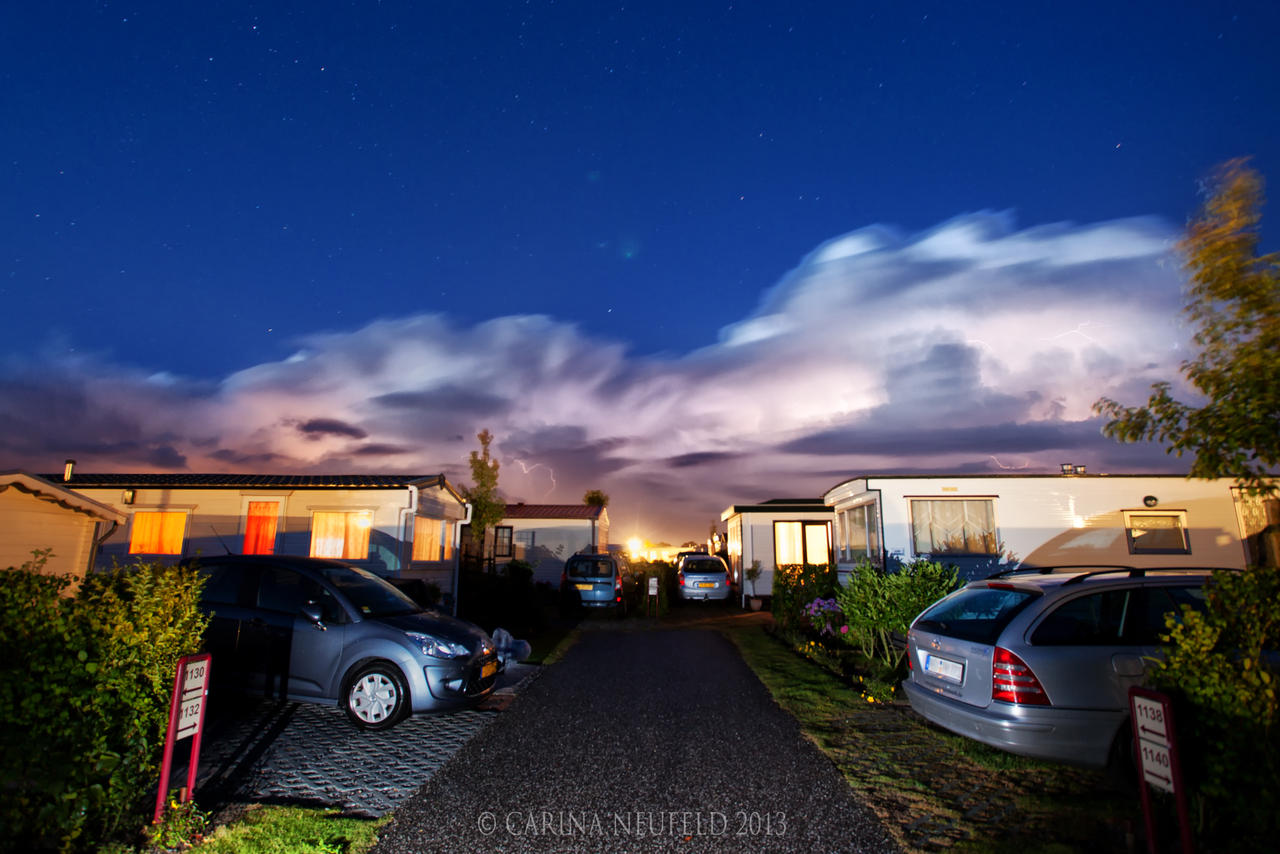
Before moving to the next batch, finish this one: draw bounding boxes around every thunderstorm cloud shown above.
[0,212,1193,540]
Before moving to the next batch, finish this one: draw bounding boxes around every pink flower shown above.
[840,625,849,634]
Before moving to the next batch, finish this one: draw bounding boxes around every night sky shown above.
[3,1,1278,543]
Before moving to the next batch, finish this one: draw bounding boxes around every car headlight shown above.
[406,631,470,659]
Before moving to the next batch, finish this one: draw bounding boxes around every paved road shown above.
[372,628,899,853]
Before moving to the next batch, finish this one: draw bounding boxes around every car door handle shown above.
[1111,654,1145,677]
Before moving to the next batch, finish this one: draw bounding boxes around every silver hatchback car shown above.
[192,555,498,730]
[902,566,1213,767]
[676,554,732,602]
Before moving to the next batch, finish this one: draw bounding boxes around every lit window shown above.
[1124,511,1190,555]
[242,501,279,555]
[129,511,188,555]
[774,521,831,566]
[310,511,372,559]
[412,517,443,561]
[909,499,997,556]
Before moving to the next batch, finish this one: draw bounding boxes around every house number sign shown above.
[153,654,212,822]
[1128,686,1193,854]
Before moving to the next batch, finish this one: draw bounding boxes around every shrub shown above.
[0,553,208,852]
[632,560,674,616]
[1151,568,1280,847]
[802,597,844,637]
[771,563,839,630]
[835,558,960,666]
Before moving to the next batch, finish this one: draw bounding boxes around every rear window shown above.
[567,558,615,579]
[913,586,1039,644]
[683,559,725,574]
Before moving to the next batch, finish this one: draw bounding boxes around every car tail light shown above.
[677,570,685,587]
[725,571,731,588]
[615,575,623,602]
[992,647,1049,705]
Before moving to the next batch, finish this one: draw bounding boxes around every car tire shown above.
[343,661,408,730]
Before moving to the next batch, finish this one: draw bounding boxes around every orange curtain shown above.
[310,511,371,559]
[128,511,187,555]
[243,502,279,555]
[413,517,441,561]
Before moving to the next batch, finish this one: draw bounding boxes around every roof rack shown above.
[986,564,1137,580]
[986,565,1237,586]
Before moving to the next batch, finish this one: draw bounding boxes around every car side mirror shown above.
[300,603,327,629]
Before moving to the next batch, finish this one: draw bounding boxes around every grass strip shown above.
[724,624,1141,853]
[184,805,387,854]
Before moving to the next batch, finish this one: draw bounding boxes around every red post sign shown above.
[1129,686,1193,854]
[153,654,212,823]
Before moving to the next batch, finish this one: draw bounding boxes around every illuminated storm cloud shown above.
[0,213,1189,539]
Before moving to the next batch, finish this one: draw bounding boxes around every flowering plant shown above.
[145,798,209,851]
[802,597,845,637]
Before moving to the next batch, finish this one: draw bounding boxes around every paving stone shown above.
[190,670,537,818]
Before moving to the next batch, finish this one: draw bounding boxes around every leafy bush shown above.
[835,558,960,666]
[0,553,208,852]
[632,560,674,616]
[771,563,839,629]
[459,562,548,636]
[1152,567,1280,848]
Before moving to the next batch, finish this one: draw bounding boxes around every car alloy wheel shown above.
[344,662,408,730]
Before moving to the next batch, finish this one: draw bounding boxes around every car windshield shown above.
[914,586,1039,644]
[567,559,614,579]
[316,565,421,618]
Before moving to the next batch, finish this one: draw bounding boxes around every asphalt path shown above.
[372,627,899,853]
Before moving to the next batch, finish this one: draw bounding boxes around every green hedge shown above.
[835,558,960,667]
[1152,567,1279,848]
[0,552,208,853]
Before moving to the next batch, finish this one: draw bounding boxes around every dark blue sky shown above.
[3,2,1278,540]
[6,1,1276,378]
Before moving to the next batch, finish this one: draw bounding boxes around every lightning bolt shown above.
[511,458,557,498]
[1040,323,1100,345]
[989,455,1031,470]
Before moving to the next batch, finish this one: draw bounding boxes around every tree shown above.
[582,489,609,508]
[464,429,505,554]
[1093,159,1280,494]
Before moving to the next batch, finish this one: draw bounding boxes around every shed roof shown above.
[0,472,127,523]
[502,503,605,520]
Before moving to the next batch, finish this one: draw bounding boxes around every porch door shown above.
[1233,488,1280,568]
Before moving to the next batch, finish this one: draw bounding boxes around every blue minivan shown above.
[560,553,638,616]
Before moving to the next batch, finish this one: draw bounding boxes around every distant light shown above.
[627,537,643,556]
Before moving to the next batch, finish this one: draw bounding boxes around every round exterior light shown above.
[1143,495,1158,508]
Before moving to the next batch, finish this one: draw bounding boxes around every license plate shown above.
[697,582,716,588]
[481,661,497,679]
[924,654,964,683]
[574,583,592,591]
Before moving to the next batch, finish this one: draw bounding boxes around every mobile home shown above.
[823,473,1259,580]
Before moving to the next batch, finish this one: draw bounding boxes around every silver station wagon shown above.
[192,555,498,730]
[902,566,1215,767]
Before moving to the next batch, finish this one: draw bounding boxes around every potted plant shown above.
[745,561,764,611]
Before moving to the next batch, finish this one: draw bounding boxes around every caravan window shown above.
[1123,511,1190,555]
[909,499,997,557]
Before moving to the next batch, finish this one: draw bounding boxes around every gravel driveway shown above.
[372,628,899,853]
